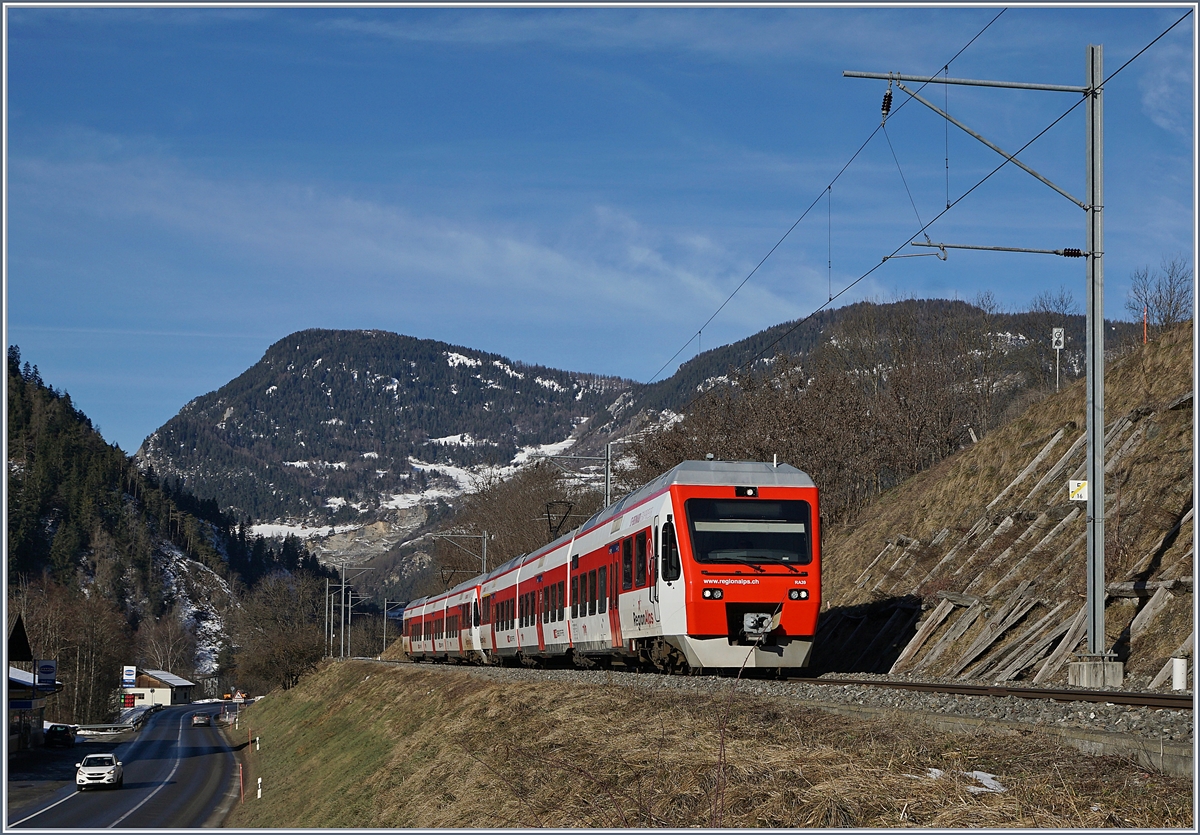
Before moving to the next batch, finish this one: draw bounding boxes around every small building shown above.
[8,614,63,755]
[125,669,196,707]
[8,667,63,753]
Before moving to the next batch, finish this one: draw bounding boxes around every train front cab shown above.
[663,463,821,672]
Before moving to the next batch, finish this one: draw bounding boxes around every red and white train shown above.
[401,460,820,674]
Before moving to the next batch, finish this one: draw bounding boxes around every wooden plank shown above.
[985,507,1081,596]
[949,516,1016,580]
[943,579,1033,676]
[993,619,1073,682]
[972,599,1068,679]
[853,542,895,589]
[912,516,993,589]
[889,598,955,674]
[1128,586,1174,642]
[963,513,1049,594]
[1032,603,1088,684]
[985,427,1065,511]
[1022,431,1086,503]
[948,594,1038,679]
[909,601,983,674]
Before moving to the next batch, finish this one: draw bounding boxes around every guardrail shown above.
[76,724,135,736]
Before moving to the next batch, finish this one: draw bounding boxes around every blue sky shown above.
[4,5,1195,453]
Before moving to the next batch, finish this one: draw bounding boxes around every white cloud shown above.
[1138,42,1192,136]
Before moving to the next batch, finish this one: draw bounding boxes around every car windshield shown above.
[82,756,114,767]
[685,498,813,565]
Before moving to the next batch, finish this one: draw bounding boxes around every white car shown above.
[76,754,123,790]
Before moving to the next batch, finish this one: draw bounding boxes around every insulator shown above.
[1061,248,1084,258]
[881,89,893,118]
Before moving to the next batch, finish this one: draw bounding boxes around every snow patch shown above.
[250,522,360,540]
[492,360,524,379]
[429,433,487,447]
[512,438,576,465]
[445,351,482,368]
[535,376,566,392]
[362,452,379,459]
[265,386,278,395]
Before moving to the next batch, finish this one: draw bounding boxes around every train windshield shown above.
[684,498,812,565]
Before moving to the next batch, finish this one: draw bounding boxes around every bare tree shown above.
[229,571,325,692]
[9,577,130,723]
[135,606,197,676]
[1126,255,1194,337]
[1030,285,1080,316]
[427,463,604,593]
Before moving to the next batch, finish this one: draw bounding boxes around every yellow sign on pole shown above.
[1069,480,1088,502]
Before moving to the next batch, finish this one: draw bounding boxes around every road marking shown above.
[107,712,185,828]
[9,790,77,826]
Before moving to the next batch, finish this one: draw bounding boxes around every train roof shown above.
[580,459,815,533]
[446,460,815,591]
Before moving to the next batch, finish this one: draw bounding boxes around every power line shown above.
[646,8,1007,385]
[731,9,1193,377]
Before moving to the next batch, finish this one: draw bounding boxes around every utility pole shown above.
[542,437,640,508]
[383,599,405,654]
[846,44,1118,686]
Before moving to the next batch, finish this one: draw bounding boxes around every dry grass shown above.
[824,322,1193,606]
[223,661,1192,829]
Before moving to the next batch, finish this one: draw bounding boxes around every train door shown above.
[609,548,623,650]
[656,513,688,634]
[536,585,547,652]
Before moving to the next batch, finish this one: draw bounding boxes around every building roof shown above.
[9,666,62,688]
[141,669,196,688]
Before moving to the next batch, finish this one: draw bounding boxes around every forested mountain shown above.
[137,330,634,523]
[6,346,329,720]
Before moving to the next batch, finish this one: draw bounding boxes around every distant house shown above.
[125,669,196,707]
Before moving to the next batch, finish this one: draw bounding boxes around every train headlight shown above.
[789,589,810,600]
[702,588,724,600]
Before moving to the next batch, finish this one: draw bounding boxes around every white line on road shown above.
[107,713,186,828]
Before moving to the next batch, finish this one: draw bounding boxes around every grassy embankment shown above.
[223,659,1190,828]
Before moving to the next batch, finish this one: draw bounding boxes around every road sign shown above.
[1052,327,1065,349]
[122,665,137,687]
[1069,479,1088,501]
[36,660,57,690]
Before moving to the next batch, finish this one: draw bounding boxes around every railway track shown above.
[800,676,1193,710]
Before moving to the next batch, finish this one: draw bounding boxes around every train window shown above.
[622,539,633,590]
[541,589,548,624]
[558,582,565,619]
[598,566,607,614]
[662,519,682,581]
[571,576,579,618]
[635,532,647,587]
[588,570,597,616]
[685,498,813,566]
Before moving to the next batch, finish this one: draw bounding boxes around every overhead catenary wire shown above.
[731,8,1193,378]
[646,8,1008,385]
[882,122,927,230]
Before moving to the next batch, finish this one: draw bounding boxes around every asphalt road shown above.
[8,706,238,829]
